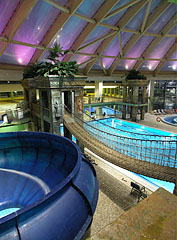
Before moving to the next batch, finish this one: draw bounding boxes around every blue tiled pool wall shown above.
[84,118,177,168]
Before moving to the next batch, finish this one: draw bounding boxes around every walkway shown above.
[64,113,176,183]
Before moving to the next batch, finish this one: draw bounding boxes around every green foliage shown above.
[23,43,79,81]
[168,0,177,4]
[123,69,147,80]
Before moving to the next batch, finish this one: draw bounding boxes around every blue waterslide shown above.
[0,132,99,239]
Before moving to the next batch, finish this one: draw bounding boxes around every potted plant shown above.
[23,43,79,87]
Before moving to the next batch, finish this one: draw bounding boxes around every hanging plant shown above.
[23,43,79,86]
[122,69,147,81]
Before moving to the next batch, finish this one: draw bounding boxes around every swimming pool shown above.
[162,115,177,127]
[85,118,176,169]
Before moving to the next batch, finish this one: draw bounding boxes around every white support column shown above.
[148,80,154,113]
[61,91,65,116]
[95,81,103,98]
[72,91,75,117]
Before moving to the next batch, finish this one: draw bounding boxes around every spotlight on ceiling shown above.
[125,65,128,69]
[172,65,176,70]
[148,65,152,70]
[18,58,23,64]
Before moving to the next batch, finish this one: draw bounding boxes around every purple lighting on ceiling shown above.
[0,0,20,35]
[102,32,133,69]
[148,38,175,59]
[116,59,137,71]
[13,0,60,45]
[76,0,104,18]
[148,5,176,34]
[126,36,154,58]
[0,44,36,65]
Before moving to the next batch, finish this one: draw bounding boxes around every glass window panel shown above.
[147,37,175,59]
[102,35,119,57]
[139,60,159,71]
[101,0,129,25]
[0,0,20,35]
[0,44,36,65]
[102,57,115,70]
[147,5,176,34]
[125,36,154,58]
[116,59,137,71]
[39,16,87,63]
[125,6,147,30]
[53,0,68,5]
[102,32,133,69]
[76,0,104,18]
[13,0,60,45]
[161,61,177,71]
[81,26,110,48]
[168,26,177,35]
[71,54,91,67]
[92,59,102,70]
[79,40,105,54]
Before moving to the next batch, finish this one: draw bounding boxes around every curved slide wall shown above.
[0,132,99,240]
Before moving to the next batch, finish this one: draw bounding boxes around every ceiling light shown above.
[18,58,22,64]
[125,65,128,69]
[148,65,152,70]
[172,65,176,70]
[37,27,40,30]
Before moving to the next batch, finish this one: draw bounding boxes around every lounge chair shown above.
[157,109,162,114]
[130,181,147,202]
[161,109,167,115]
[153,110,158,115]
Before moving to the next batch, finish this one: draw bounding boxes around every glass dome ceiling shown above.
[0,0,176,75]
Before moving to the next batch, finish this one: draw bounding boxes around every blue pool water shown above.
[85,117,176,193]
[86,118,176,167]
[138,174,175,193]
[0,208,20,218]
[97,118,177,138]
[162,115,177,127]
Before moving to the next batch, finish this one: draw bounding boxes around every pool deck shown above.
[139,112,177,134]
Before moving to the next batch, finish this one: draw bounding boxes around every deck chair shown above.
[161,109,167,115]
[157,109,162,114]
[154,110,158,115]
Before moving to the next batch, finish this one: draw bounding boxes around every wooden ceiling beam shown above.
[134,13,177,70]
[63,0,119,62]
[84,0,148,75]
[108,0,172,75]
[141,0,152,33]
[78,31,117,51]
[43,0,69,13]
[103,0,141,21]
[29,0,83,64]
[98,57,108,76]
[154,39,177,75]
[79,57,97,66]
[0,0,38,57]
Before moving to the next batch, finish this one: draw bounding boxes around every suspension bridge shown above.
[64,110,177,183]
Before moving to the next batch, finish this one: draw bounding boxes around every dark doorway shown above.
[44,121,50,132]
[64,91,72,112]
